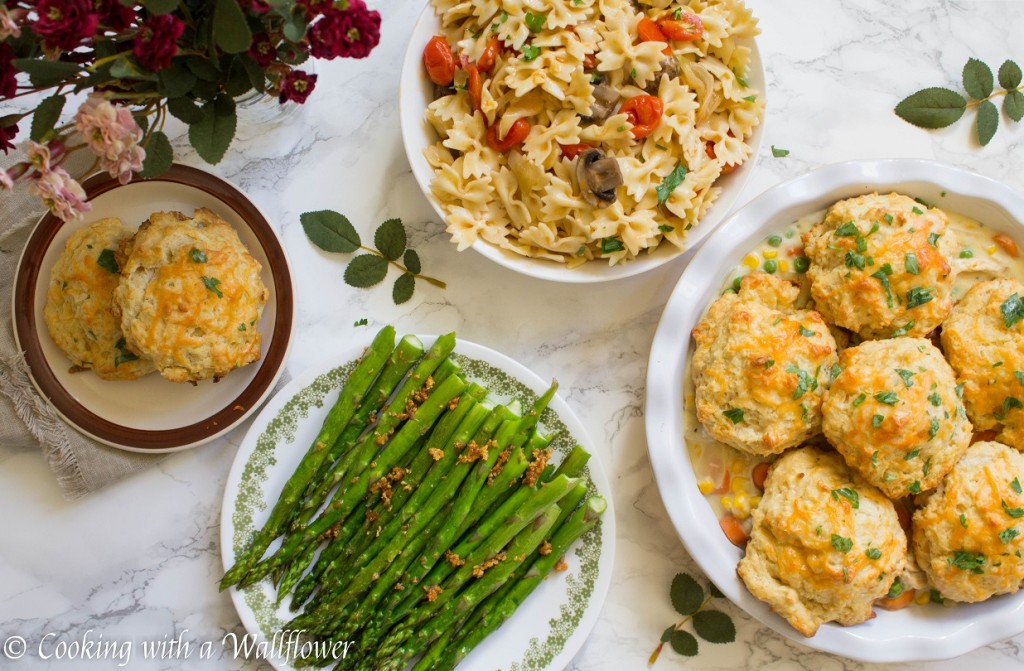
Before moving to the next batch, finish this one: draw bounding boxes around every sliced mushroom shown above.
[576,148,623,208]
[684,63,721,124]
[582,82,620,123]
[644,57,680,94]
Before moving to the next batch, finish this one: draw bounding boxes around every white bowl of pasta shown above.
[399,0,766,283]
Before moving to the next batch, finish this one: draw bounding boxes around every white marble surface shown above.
[4,0,1024,669]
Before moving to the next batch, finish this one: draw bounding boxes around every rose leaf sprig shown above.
[1,0,382,221]
[301,210,446,304]
[895,58,1023,146]
[649,573,736,663]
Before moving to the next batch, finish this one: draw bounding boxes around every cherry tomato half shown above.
[466,64,482,111]
[620,95,663,139]
[423,36,455,86]
[704,140,735,174]
[637,17,671,56]
[487,118,531,151]
[477,37,501,73]
[583,53,597,69]
[559,143,595,159]
[658,13,704,41]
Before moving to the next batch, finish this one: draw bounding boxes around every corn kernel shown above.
[779,260,789,272]
[762,250,778,260]
[720,495,734,510]
[914,590,930,605]
[742,254,759,269]
[697,479,715,495]
[730,458,746,474]
[987,245,998,255]
[731,476,748,494]
[734,493,750,512]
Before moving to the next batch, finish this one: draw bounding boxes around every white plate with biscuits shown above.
[12,164,294,452]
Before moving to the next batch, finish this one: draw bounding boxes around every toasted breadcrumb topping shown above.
[445,550,465,567]
[488,446,512,485]
[428,447,445,461]
[472,551,507,578]
[524,448,553,487]
[538,540,552,556]
[423,585,443,602]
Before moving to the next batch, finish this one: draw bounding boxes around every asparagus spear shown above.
[220,325,396,591]
[237,372,468,589]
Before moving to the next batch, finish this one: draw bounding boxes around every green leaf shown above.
[692,610,736,644]
[1005,90,1024,123]
[158,62,198,99]
[999,60,1023,90]
[12,58,83,87]
[283,15,308,43]
[393,273,415,304]
[140,130,174,179]
[669,629,698,656]
[30,95,65,142]
[188,95,237,165]
[301,210,360,253]
[134,114,150,134]
[708,582,724,598]
[345,254,389,288]
[894,87,967,129]
[224,56,253,98]
[660,626,674,644]
[187,56,221,82]
[239,54,267,93]
[166,96,205,124]
[403,249,422,274]
[144,0,179,14]
[963,57,994,100]
[374,218,407,261]
[670,573,704,616]
[977,99,999,146]
[656,163,688,205]
[214,0,253,54]
[109,57,159,81]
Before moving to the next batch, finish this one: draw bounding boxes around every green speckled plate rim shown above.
[220,335,615,671]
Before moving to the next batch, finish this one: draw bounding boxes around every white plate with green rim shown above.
[220,333,614,670]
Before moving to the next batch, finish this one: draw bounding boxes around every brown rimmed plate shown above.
[12,164,294,452]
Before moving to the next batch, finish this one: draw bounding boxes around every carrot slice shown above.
[876,588,915,611]
[752,462,770,491]
[994,233,1019,258]
[719,514,749,547]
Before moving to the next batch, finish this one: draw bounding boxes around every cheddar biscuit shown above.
[803,193,958,339]
[43,218,155,380]
[940,278,1024,450]
[822,338,972,499]
[113,209,268,383]
[913,441,1024,602]
[737,447,907,636]
[692,272,839,456]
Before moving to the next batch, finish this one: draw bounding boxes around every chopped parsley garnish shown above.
[354,318,368,327]
[908,480,922,494]
[658,224,674,233]
[852,393,867,407]
[928,232,940,246]
[896,368,915,387]
[955,382,965,398]
[786,364,817,400]
[656,163,688,205]
[831,533,853,553]
[871,267,894,307]
[723,408,745,424]
[845,251,867,270]
[743,94,757,102]
[928,417,940,439]
[912,206,924,215]
[521,44,541,61]
[1000,527,1020,544]
[1013,477,1023,494]
[905,448,921,460]
[834,221,859,237]
[770,145,788,157]
[905,253,920,275]
[872,414,884,428]
[923,456,932,477]
[887,577,904,598]
[865,548,882,560]
[874,391,898,405]
[871,451,879,468]
[1003,500,1024,518]
[906,287,934,308]
[883,213,894,225]
[830,363,842,382]
[97,248,119,274]
[959,513,969,528]
[892,321,915,337]
[831,487,860,509]
[798,325,815,337]
[765,358,775,368]
[524,11,547,31]
[1001,293,1024,328]
[201,276,223,298]
[601,237,625,254]
[189,248,207,263]
[629,68,637,80]
[948,550,986,574]
[994,396,1023,421]
[114,337,139,367]
[238,323,246,331]
[928,392,942,406]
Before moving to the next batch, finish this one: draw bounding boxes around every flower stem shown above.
[359,246,448,289]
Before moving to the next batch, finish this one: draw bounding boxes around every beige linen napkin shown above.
[0,150,165,499]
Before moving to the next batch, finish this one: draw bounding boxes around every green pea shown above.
[767,234,783,247]
[794,256,810,273]
[763,259,778,274]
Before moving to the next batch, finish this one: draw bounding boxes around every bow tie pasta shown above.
[422,0,764,267]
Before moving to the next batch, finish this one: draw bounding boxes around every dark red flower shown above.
[31,0,99,51]
[278,69,317,104]
[97,0,135,33]
[133,14,184,73]
[295,0,331,20]
[307,1,380,60]
[242,0,270,13]
[248,32,276,67]
[0,42,16,99]
[0,120,18,154]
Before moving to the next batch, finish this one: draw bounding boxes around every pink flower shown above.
[0,170,13,191]
[74,94,145,184]
[278,70,317,104]
[0,6,21,40]
[30,166,91,221]
[26,140,53,173]
[133,14,184,72]
[308,1,381,60]
[31,0,99,51]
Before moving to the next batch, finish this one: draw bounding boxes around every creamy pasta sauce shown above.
[685,202,1024,554]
